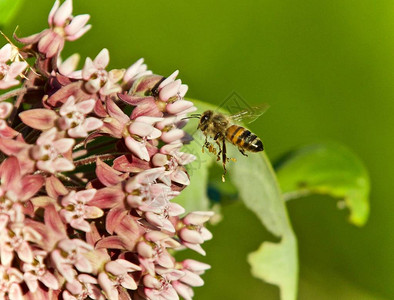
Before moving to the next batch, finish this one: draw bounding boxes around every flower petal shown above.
[94,48,109,69]
[159,70,179,89]
[159,79,181,101]
[125,136,150,161]
[0,43,12,62]
[53,0,72,26]
[48,0,60,25]
[65,14,90,36]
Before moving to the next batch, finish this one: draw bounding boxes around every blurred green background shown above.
[4,0,393,299]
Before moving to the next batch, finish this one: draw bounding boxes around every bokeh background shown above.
[3,0,393,299]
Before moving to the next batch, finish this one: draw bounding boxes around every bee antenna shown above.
[181,113,201,121]
[181,116,201,121]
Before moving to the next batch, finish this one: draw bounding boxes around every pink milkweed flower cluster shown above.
[0,1,213,299]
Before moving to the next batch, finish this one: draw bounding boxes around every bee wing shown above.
[229,103,270,124]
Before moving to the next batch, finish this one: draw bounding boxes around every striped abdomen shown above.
[225,125,264,152]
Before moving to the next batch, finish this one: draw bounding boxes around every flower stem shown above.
[0,86,40,102]
[73,153,128,167]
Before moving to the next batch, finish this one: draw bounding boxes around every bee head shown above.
[198,110,213,131]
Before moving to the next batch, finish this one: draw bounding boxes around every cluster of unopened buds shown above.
[0,0,213,299]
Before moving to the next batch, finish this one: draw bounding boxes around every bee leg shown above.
[221,139,227,182]
[239,148,248,157]
[215,140,222,161]
[202,136,209,153]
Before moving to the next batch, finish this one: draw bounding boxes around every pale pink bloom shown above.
[31,128,75,173]
[0,265,24,300]
[171,260,210,299]
[22,250,59,292]
[64,274,105,300]
[166,99,197,115]
[98,259,141,300]
[125,116,163,161]
[0,2,213,295]
[172,259,211,299]
[137,237,180,271]
[139,194,184,233]
[160,128,186,144]
[181,259,211,273]
[58,96,103,138]
[0,220,41,266]
[0,43,19,62]
[60,189,104,232]
[16,0,91,57]
[82,48,124,95]
[177,211,214,256]
[143,268,185,300]
[0,43,28,89]
[183,211,214,225]
[0,157,43,203]
[125,167,178,208]
[152,151,195,185]
[123,58,152,87]
[172,281,194,300]
[51,238,93,282]
[158,70,188,102]
[0,202,21,232]
[0,158,43,231]
[57,53,82,78]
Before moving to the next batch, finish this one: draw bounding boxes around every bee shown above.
[188,104,269,182]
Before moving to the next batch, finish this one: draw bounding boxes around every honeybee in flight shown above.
[188,104,269,182]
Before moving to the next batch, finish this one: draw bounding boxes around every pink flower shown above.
[51,238,93,282]
[64,274,104,300]
[177,211,214,256]
[123,58,152,88]
[158,70,188,102]
[139,195,185,233]
[0,157,44,204]
[22,250,59,292]
[0,158,44,231]
[172,259,211,299]
[82,48,124,95]
[125,116,163,161]
[60,189,104,232]
[98,259,141,300]
[125,167,177,208]
[16,0,91,58]
[31,128,75,173]
[57,53,82,78]
[0,219,41,266]
[137,235,180,271]
[152,151,195,185]
[0,2,214,297]
[0,265,24,300]
[58,96,103,138]
[143,268,185,300]
[0,43,28,89]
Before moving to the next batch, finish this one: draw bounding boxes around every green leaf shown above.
[178,99,298,300]
[248,235,297,300]
[0,0,24,28]
[275,142,370,226]
[227,145,298,300]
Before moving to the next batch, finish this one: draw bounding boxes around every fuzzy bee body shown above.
[195,106,268,181]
